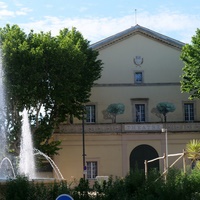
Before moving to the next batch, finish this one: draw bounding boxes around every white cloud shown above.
[0,2,14,18]
[0,1,31,19]
[137,11,200,43]
[0,1,7,9]
[0,9,14,18]
[15,7,32,16]
[18,10,200,44]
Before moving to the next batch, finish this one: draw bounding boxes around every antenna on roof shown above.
[135,9,137,25]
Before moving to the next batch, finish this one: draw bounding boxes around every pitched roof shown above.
[90,24,185,50]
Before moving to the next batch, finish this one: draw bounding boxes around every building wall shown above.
[87,34,199,123]
[53,27,200,182]
[95,34,182,84]
[53,131,198,181]
[90,85,193,123]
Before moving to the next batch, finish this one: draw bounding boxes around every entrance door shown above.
[130,144,159,172]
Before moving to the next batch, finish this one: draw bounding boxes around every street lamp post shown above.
[82,109,86,180]
[162,128,168,170]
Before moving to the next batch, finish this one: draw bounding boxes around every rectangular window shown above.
[135,104,145,122]
[86,161,97,179]
[134,72,143,83]
[184,103,194,121]
[86,105,95,123]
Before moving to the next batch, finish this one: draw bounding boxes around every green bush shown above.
[72,178,92,200]
[2,169,200,200]
[2,176,70,200]
[5,176,31,200]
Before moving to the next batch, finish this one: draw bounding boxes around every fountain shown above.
[0,52,64,181]
[0,51,9,179]
[0,107,65,181]
[19,109,64,180]
[0,157,16,179]
[19,109,36,179]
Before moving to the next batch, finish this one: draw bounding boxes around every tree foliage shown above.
[186,139,200,160]
[186,139,200,169]
[106,103,125,123]
[156,102,176,122]
[180,28,200,99]
[0,24,103,156]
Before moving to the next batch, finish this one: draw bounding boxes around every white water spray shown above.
[34,149,64,180]
[0,157,16,178]
[0,50,6,162]
[19,109,36,179]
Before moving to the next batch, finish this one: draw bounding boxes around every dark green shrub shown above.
[135,168,200,200]
[124,169,145,196]
[3,169,200,200]
[5,176,31,200]
[0,183,7,200]
[135,169,163,200]
[186,168,200,198]
[2,176,70,200]
[29,182,49,200]
[48,180,70,200]
[103,176,127,200]
[72,178,92,200]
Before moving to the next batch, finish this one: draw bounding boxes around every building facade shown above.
[53,25,200,181]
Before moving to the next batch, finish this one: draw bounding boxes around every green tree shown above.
[106,103,125,123]
[0,24,103,156]
[156,102,176,122]
[180,28,200,99]
[186,139,200,169]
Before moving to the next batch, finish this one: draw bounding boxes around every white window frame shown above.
[86,161,98,179]
[183,102,195,121]
[135,104,145,122]
[131,99,148,122]
[86,105,96,123]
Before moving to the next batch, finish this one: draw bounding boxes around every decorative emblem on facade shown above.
[133,56,143,67]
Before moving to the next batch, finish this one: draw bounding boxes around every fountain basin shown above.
[0,177,65,184]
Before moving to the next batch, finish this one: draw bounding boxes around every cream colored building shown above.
[53,25,200,181]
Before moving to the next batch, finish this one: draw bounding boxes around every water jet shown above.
[0,53,64,182]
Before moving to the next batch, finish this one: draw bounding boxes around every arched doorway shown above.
[130,144,159,172]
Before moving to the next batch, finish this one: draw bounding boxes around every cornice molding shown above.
[93,82,180,87]
[90,24,185,51]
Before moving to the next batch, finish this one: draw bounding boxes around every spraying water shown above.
[0,157,16,178]
[34,149,64,180]
[0,51,6,157]
[0,50,8,178]
[19,109,36,179]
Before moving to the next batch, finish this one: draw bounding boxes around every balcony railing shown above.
[55,122,200,134]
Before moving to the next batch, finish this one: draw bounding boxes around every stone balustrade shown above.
[55,122,200,134]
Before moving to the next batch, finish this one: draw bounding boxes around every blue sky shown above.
[0,0,200,44]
